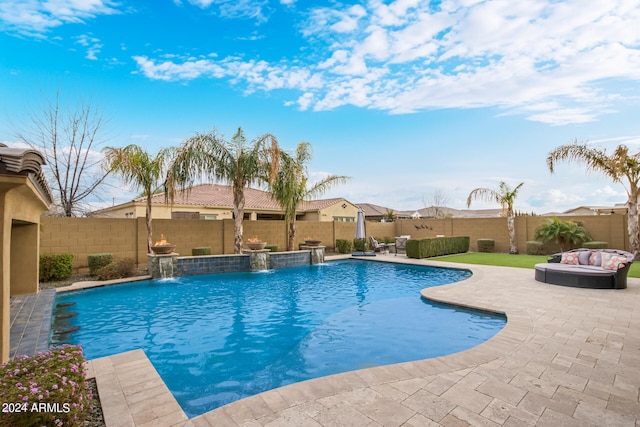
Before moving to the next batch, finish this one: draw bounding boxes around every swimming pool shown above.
[53,260,505,418]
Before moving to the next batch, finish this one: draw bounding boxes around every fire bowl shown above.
[150,244,176,255]
[247,241,267,250]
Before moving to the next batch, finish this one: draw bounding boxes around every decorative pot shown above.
[247,241,267,250]
[304,240,322,246]
[150,244,176,255]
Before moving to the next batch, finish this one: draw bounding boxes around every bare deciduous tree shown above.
[423,188,451,218]
[14,93,110,216]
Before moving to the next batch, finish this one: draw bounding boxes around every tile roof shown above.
[357,203,391,217]
[0,143,53,204]
[134,183,347,212]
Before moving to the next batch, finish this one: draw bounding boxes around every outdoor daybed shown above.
[534,248,633,289]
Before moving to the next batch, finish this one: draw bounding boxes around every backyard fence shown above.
[40,214,629,272]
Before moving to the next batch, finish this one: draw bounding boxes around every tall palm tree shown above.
[547,140,640,258]
[467,181,524,254]
[103,144,173,253]
[269,142,349,251]
[165,127,280,254]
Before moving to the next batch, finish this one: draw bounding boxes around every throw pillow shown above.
[578,250,591,265]
[601,252,627,271]
[589,251,602,266]
[560,252,579,265]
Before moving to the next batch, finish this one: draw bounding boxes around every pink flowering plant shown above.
[0,345,91,427]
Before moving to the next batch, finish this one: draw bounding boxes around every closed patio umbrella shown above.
[353,207,369,255]
[355,208,365,240]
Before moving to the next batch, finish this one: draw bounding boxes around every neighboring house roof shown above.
[541,204,628,216]
[0,143,53,204]
[121,183,350,212]
[417,206,503,218]
[357,203,392,217]
[356,203,505,219]
[300,198,352,211]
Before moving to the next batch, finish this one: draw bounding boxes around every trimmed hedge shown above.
[88,253,113,275]
[477,239,495,253]
[583,241,608,249]
[192,246,211,256]
[406,236,470,259]
[39,253,74,282]
[265,245,278,252]
[335,239,352,254]
[526,241,545,255]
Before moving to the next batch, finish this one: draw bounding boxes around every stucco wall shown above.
[1,176,51,363]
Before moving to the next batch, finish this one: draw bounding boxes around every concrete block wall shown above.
[40,214,630,272]
[41,217,138,273]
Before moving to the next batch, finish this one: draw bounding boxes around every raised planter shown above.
[304,239,322,247]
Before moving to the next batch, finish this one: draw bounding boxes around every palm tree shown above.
[467,181,524,254]
[547,141,640,259]
[165,127,280,254]
[534,217,592,252]
[269,142,349,251]
[103,144,173,253]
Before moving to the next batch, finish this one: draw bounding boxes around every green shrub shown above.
[477,239,495,253]
[335,239,352,254]
[534,217,591,252]
[353,238,368,252]
[192,247,211,256]
[0,345,90,427]
[39,254,74,282]
[265,245,278,252]
[95,258,135,280]
[87,253,112,275]
[406,236,470,259]
[526,241,545,255]
[583,241,608,249]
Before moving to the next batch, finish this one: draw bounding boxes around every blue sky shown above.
[1,0,640,213]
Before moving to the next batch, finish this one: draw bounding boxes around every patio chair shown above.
[394,235,410,255]
[369,237,394,254]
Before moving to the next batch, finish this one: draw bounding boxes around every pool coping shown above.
[77,254,640,426]
[82,256,531,427]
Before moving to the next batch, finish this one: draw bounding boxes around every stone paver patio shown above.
[41,255,640,425]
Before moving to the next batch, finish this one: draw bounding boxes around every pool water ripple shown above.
[53,260,505,418]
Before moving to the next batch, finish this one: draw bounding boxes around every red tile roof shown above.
[134,183,347,212]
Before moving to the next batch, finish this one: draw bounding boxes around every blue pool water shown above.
[53,260,505,418]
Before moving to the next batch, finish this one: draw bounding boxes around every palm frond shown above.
[466,187,500,208]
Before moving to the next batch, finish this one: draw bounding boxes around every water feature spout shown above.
[148,252,179,279]
[158,256,174,278]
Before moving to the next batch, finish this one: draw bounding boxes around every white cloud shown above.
[0,0,120,35]
[182,0,269,22]
[76,33,102,60]
[528,189,585,211]
[132,0,640,125]
[132,55,324,92]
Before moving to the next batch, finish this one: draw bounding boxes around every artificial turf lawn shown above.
[433,252,640,278]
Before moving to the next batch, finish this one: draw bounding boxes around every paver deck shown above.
[9,289,55,358]
[25,255,640,426]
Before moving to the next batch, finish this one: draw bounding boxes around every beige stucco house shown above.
[0,144,52,362]
[92,183,360,222]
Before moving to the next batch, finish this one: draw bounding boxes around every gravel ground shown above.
[85,378,105,427]
[39,269,149,290]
